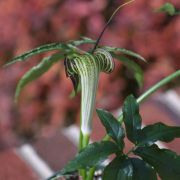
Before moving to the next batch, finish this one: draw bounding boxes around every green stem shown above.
[92,0,134,52]
[79,138,86,180]
[82,134,90,148]
[79,134,90,180]
[79,119,86,179]
[79,130,83,151]
[117,70,180,122]
[87,168,96,180]
[137,70,180,103]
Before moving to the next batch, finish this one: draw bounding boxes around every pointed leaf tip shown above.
[96,109,125,149]
[122,95,142,144]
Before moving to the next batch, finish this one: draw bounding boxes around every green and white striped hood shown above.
[65,48,114,135]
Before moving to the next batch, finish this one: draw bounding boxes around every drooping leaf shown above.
[137,122,180,146]
[113,55,144,87]
[134,144,180,180]
[15,53,64,102]
[130,158,157,180]
[122,95,142,144]
[103,156,133,180]
[156,2,176,16]
[5,37,94,66]
[5,43,69,66]
[104,46,146,62]
[96,109,125,149]
[63,141,118,173]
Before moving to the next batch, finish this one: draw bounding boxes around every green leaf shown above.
[96,109,125,149]
[5,37,95,66]
[138,122,180,146]
[5,43,69,66]
[15,53,64,102]
[134,144,180,180]
[156,3,176,16]
[69,37,96,46]
[113,55,144,87]
[103,156,133,180]
[104,46,146,62]
[130,158,157,180]
[62,141,118,173]
[122,95,142,144]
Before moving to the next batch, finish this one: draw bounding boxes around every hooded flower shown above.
[65,48,114,135]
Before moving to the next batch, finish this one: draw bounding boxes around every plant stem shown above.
[117,70,180,122]
[79,134,90,180]
[87,168,96,180]
[79,130,83,150]
[136,70,180,103]
[78,119,86,179]
[92,0,135,53]
[82,134,90,148]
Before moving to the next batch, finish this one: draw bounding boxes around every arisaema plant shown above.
[4,0,180,180]
[5,0,144,151]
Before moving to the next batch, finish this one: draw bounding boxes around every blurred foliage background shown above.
[0,0,179,148]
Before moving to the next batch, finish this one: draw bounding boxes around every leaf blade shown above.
[122,95,142,144]
[130,158,157,180]
[113,55,144,87]
[103,156,133,180]
[5,43,68,66]
[96,109,125,149]
[104,46,146,62]
[69,37,96,46]
[15,53,64,102]
[138,122,180,146]
[63,141,118,173]
[134,144,180,180]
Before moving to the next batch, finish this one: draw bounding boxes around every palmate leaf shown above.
[96,109,125,149]
[15,53,64,102]
[113,54,143,87]
[137,122,180,146]
[48,141,119,180]
[103,156,133,180]
[103,46,146,62]
[122,95,142,144]
[5,37,95,66]
[134,144,180,180]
